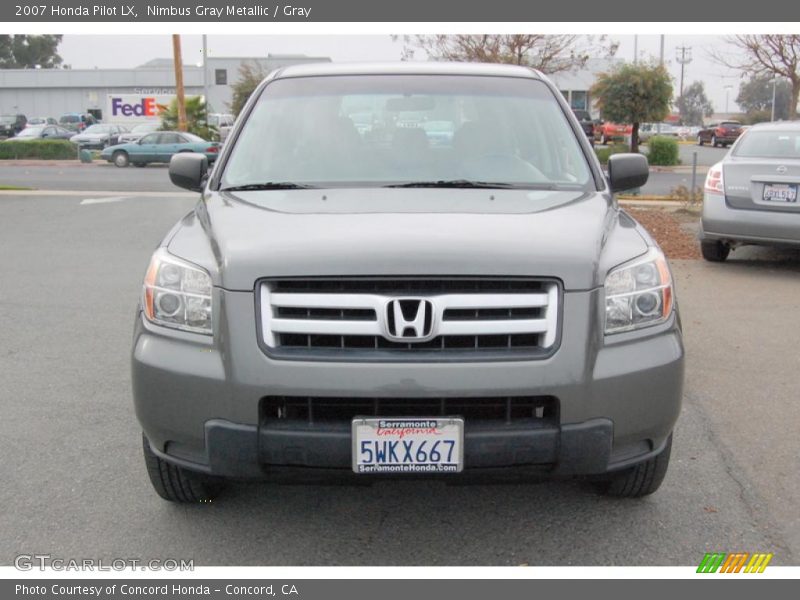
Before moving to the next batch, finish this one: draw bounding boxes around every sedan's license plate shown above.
[352,417,464,474]
[763,184,798,203]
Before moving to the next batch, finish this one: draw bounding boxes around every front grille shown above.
[261,395,559,427]
[258,278,560,361]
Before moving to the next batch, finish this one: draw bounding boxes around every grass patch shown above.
[0,184,33,191]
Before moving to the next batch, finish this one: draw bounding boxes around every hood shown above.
[73,132,108,140]
[166,188,649,292]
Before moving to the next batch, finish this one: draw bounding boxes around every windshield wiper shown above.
[220,182,316,191]
[384,179,546,189]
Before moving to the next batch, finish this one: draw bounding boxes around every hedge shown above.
[594,143,630,165]
[647,136,680,166]
[0,139,77,160]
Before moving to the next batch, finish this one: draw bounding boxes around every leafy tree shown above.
[159,96,216,140]
[712,35,800,120]
[394,34,618,75]
[229,60,268,116]
[675,81,714,126]
[0,35,63,68]
[736,73,792,121]
[590,62,673,154]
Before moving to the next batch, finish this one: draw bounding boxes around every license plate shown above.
[352,417,464,474]
[763,184,798,203]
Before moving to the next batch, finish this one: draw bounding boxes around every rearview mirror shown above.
[607,153,649,193]
[169,153,208,192]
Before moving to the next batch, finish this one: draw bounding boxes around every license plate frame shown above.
[762,183,798,203]
[352,417,464,474]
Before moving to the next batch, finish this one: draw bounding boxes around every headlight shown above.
[604,247,673,334]
[142,248,213,334]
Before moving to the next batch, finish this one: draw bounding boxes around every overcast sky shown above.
[58,34,748,112]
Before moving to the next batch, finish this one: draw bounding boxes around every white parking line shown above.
[80,196,130,205]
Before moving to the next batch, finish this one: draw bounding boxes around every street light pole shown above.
[724,85,733,114]
[202,35,209,114]
[771,78,778,122]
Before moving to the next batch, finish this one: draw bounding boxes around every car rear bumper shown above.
[701,193,800,245]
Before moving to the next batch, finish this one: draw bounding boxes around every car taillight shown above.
[705,163,724,194]
[206,146,218,153]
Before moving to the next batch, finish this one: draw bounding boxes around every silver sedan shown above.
[700,121,800,261]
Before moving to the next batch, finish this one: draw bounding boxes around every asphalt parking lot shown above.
[1,177,798,566]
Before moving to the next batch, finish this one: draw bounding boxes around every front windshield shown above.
[84,125,111,134]
[221,75,593,190]
[16,127,42,137]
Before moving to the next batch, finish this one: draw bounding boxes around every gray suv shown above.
[133,62,684,502]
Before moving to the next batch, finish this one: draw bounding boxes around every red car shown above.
[697,121,743,148]
[595,121,633,145]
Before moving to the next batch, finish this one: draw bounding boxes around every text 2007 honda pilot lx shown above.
[132,62,684,502]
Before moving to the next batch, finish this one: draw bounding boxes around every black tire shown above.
[697,134,704,146]
[112,151,129,168]
[598,435,673,498]
[142,434,223,503]
[711,135,718,148]
[602,134,609,145]
[701,240,730,262]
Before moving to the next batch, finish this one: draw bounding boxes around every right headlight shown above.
[604,247,674,334]
[142,248,213,335]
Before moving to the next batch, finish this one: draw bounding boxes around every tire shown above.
[598,435,673,498]
[112,151,129,168]
[697,134,704,146]
[142,434,224,503]
[602,134,609,145]
[701,240,730,262]
[711,135,718,148]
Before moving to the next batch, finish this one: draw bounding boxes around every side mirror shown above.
[607,153,649,193]
[169,152,208,192]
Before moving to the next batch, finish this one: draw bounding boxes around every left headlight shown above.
[604,247,673,334]
[142,248,213,335]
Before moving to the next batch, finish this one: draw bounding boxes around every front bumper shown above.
[132,288,684,479]
[701,193,800,246]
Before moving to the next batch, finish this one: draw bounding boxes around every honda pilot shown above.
[132,62,684,502]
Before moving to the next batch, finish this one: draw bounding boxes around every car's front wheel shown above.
[597,435,672,498]
[711,135,718,147]
[112,151,129,168]
[701,239,730,262]
[697,134,704,146]
[142,434,224,503]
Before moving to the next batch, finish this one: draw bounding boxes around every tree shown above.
[736,73,792,121]
[590,62,673,154]
[0,35,63,68]
[675,81,714,126]
[712,35,800,120]
[229,60,268,116]
[394,34,618,75]
[159,96,216,140]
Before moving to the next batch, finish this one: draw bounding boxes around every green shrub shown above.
[594,143,630,165]
[647,136,679,166]
[0,139,77,160]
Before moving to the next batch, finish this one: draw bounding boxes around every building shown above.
[0,54,331,122]
[549,57,622,116]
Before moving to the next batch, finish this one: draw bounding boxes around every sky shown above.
[58,34,750,113]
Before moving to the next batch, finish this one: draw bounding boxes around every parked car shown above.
[26,116,58,127]
[133,62,684,503]
[59,112,97,133]
[697,120,743,147]
[117,122,160,144]
[638,123,680,144]
[101,131,220,167]
[572,109,595,146]
[700,121,800,261]
[0,114,28,138]
[595,121,632,145]
[209,112,235,143]
[6,125,73,141]
[69,124,128,149]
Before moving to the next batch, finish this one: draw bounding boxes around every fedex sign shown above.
[106,94,175,123]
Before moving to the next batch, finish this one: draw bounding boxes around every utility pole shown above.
[657,35,665,136]
[202,34,209,114]
[771,78,778,121]
[675,46,692,98]
[172,34,188,132]
[724,85,733,114]
[633,35,638,64]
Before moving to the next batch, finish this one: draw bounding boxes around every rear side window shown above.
[222,75,593,190]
